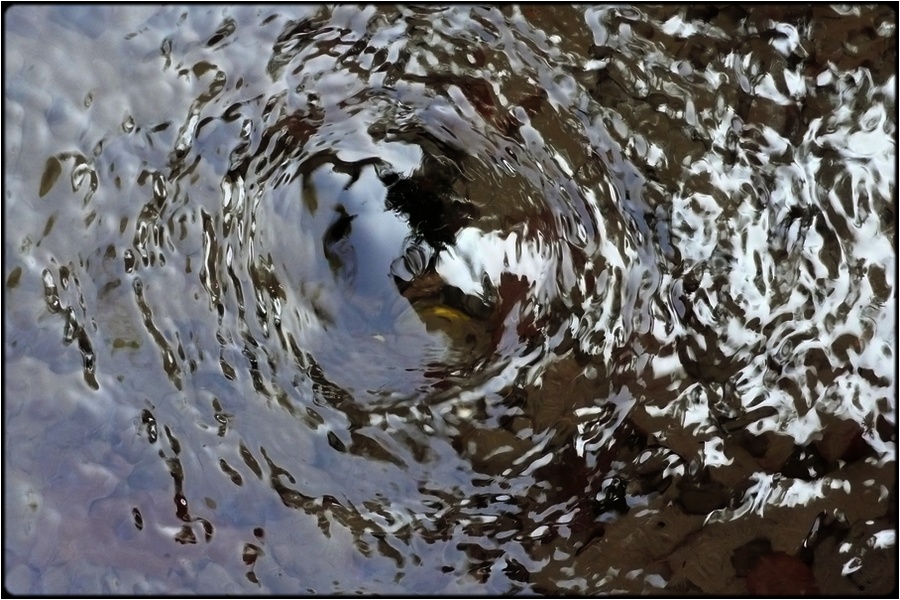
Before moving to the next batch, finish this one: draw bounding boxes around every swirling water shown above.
[4,5,896,594]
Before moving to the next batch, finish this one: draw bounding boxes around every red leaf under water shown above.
[746,552,819,596]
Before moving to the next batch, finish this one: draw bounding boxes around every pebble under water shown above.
[4,5,897,595]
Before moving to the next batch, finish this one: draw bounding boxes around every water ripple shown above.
[4,5,895,595]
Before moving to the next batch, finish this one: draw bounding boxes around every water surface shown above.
[4,5,896,594]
